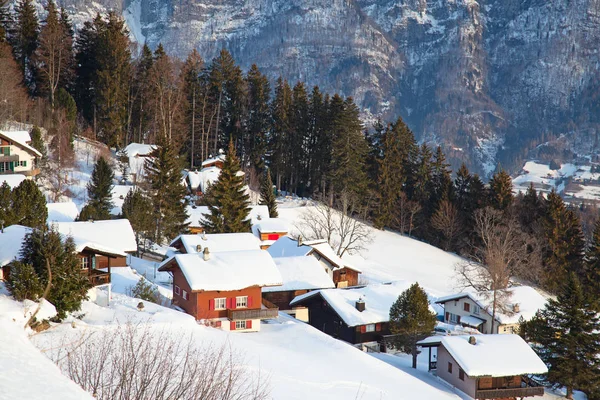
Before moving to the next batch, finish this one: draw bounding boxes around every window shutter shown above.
[247,320,252,329]
[231,298,236,309]
[360,325,366,333]
[247,296,253,308]
[457,315,461,324]
[230,321,236,330]
[209,299,214,311]
[226,298,232,309]
[375,323,381,332]
[445,312,449,321]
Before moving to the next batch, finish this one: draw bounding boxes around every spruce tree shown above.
[121,189,154,255]
[389,283,437,369]
[521,273,600,398]
[584,219,600,299]
[202,140,251,233]
[246,64,270,173]
[542,190,585,292]
[74,14,102,122]
[130,43,154,144]
[0,181,14,227]
[488,169,514,211]
[289,81,310,195]
[269,77,292,191]
[144,140,189,243]
[82,156,115,220]
[307,86,331,196]
[12,0,39,92]
[12,179,47,229]
[0,0,11,43]
[430,146,453,206]
[180,49,204,168]
[259,169,278,218]
[29,125,45,157]
[5,260,43,301]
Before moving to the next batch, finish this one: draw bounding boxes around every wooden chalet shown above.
[252,218,289,249]
[158,248,283,331]
[201,153,226,169]
[417,335,547,399]
[268,236,361,288]
[0,130,42,177]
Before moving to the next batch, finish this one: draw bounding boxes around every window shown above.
[267,233,279,240]
[215,297,226,310]
[182,290,188,300]
[365,324,375,332]
[473,305,480,315]
[459,369,465,381]
[448,362,453,374]
[19,161,26,167]
[449,313,459,323]
[235,320,247,330]
[81,257,89,270]
[463,302,470,312]
[236,296,248,308]
[174,285,181,295]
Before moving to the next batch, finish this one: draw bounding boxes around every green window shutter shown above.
[92,255,96,269]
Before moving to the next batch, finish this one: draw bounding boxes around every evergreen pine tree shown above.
[430,146,453,206]
[29,125,45,158]
[307,86,331,196]
[584,219,600,299]
[180,49,204,168]
[259,169,278,218]
[389,283,437,369]
[130,43,154,143]
[121,189,154,255]
[12,179,47,229]
[245,64,270,173]
[269,77,292,192]
[289,81,310,195]
[521,273,600,398]
[542,190,585,292]
[365,118,385,182]
[517,183,545,233]
[0,0,11,43]
[81,156,114,220]
[74,13,102,122]
[202,140,251,233]
[5,260,43,301]
[0,181,14,227]
[12,0,39,92]
[488,169,514,211]
[144,140,189,243]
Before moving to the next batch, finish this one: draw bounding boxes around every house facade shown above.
[433,335,547,399]
[158,249,282,332]
[0,131,42,177]
[435,286,547,334]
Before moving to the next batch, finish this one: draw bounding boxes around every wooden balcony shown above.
[88,269,111,286]
[0,154,19,162]
[227,307,278,321]
[476,377,544,399]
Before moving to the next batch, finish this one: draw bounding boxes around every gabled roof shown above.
[441,334,548,377]
[123,143,156,176]
[291,281,432,327]
[263,256,335,293]
[46,202,79,223]
[267,236,361,272]
[252,218,290,234]
[0,225,32,267]
[158,250,282,291]
[169,233,261,254]
[435,286,547,325]
[184,167,221,192]
[201,153,226,167]
[0,130,42,157]
[55,219,137,255]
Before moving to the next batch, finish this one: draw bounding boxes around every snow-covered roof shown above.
[267,236,361,272]
[291,281,435,327]
[441,334,548,377]
[123,143,156,177]
[0,130,42,157]
[435,286,547,325]
[55,219,137,255]
[158,250,282,291]
[184,167,221,193]
[170,233,261,254]
[0,225,32,267]
[201,153,226,167]
[263,256,335,293]
[46,202,79,223]
[0,174,26,189]
[253,218,290,234]
[185,204,269,227]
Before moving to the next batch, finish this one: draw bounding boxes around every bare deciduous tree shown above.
[431,199,463,250]
[396,192,421,236]
[454,207,537,333]
[296,192,373,257]
[48,321,270,400]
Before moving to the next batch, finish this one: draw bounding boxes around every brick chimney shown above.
[355,298,365,312]
[469,336,477,345]
[196,244,202,253]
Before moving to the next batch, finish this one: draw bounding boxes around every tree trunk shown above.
[412,345,418,369]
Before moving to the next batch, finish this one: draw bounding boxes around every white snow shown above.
[252,218,290,233]
[186,204,269,227]
[263,256,335,292]
[123,142,155,179]
[184,166,221,193]
[291,281,437,327]
[158,250,282,291]
[170,232,261,254]
[54,219,137,255]
[0,173,26,188]
[46,201,79,223]
[0,225,31,267]
[441,334,548,377]
[513,161,578,194]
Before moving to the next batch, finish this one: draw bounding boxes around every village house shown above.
[290,281,430,349]
[0,130,42,177]
[252,218,289,249]
[185,204,269,234]
[262,256,335,321]
[158,249,282,331]
[435,286,547,334]
[122,142,156,183]
[419,334,547,399]
[168,232,261,255]
[201,152,226,169]
[268,236,361,288]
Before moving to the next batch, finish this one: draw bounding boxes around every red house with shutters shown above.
[158,248,282,332]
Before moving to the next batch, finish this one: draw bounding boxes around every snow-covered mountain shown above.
[49,0,600,175]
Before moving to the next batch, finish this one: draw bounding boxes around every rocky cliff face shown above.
[54,0,600,175]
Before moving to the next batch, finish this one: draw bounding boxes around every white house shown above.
[0,130,42,177]
[435,286,547,334]
[122,143,156,183]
